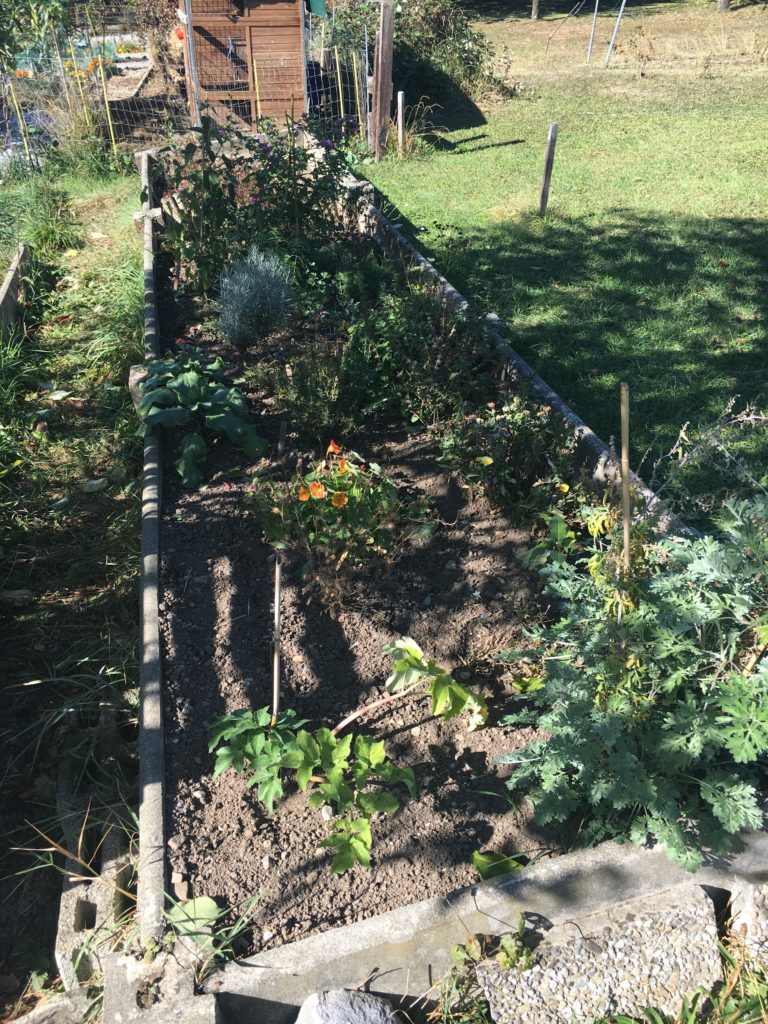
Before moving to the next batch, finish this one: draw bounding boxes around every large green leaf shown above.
[142,406,192,429]
[176,432,207,489]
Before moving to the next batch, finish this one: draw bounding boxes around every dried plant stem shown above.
[332,684,421,737]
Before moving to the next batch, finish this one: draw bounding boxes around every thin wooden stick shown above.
[86,11,118,159]
[605,0,628,66]
[271,554,283,726]
[620,381,631,576]
[397,90,405,158]
[278,420,287,456]
[587,0,600,63]
[331,684,421,737]
[538,122,559,216]
[50,24,74,114]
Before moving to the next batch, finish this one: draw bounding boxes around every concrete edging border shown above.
[0,243,31,338]
[135,148,166,945]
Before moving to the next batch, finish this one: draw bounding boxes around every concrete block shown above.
[476,883,721,1023]
[102,952,216,1024]
[730,881,768,961]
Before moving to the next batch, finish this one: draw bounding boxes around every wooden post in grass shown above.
[271,554,283,726]
[397,90,405,157]
[620,382,631,576]
[538,122,558,216]
[586,0,600,63]
[372,0,394,162]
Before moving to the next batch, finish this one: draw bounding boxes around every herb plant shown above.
[138,348,265,487]
[248,441,434,572]
[498,497,768,869]
[218,245,293,349]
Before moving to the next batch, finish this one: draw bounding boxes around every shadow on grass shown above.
[464,0,688,21]
[386,206,768,479]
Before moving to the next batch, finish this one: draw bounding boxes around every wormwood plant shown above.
[248,441,434,572]
[209,638,488,871]
[138,348,265,487]
[218,245,293,349]
[498,497,768,870]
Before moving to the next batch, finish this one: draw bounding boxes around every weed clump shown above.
[218,246,293,349]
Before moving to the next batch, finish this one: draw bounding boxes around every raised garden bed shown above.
[158,357,550,951]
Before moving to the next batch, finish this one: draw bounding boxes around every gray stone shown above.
[102,951,215,1024]
[731,881,768,961]
[296,990,396,1024]
[476,884,721,1024]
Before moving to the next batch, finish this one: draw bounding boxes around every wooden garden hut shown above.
[179,0,327,125]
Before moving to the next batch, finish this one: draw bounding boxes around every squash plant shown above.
[209,638,489,872]
[139,348,265,487]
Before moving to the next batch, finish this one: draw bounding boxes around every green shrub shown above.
[498,497,768,870]
[218,246,293,349]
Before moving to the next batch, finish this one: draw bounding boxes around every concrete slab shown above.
[212,832,768,1024]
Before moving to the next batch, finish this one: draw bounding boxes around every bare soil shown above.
[159,397,551,953]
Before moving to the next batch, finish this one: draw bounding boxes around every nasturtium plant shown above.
[384,636,488,731]
[248,441,434,571]
[138,348,266,487]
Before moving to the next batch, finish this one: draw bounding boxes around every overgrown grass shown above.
[365,2,768,498]
[0,171,143,1016]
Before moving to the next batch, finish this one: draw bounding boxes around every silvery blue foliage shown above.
[218,246,293,349]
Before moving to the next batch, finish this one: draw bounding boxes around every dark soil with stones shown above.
[159,402,553,953]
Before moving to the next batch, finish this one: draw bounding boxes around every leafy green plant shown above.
[138,348,265,487]
[383,636,488,732]
[498,497,768,870]
[166,893,258,984]
[22,181,83,257]
[218,245,293,349]
[161,114,346,293]
[248,441,434,572]
[209,706,415,873]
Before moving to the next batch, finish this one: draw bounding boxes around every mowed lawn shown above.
[366,3,768,482]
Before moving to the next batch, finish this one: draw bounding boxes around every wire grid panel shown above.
[1,0,191,168]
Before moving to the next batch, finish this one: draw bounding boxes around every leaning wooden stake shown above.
[620,382,631,576]
[538,122,559,216]
[397,90,405,157]
[605,0,628,67]
[271,554,283,726]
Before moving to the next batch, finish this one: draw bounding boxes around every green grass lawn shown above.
[366,4,768,488]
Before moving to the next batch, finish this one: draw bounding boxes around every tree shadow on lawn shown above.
[463,0,686,21]
[394,207,768,485]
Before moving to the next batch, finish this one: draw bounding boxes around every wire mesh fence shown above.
[1,1,191,171]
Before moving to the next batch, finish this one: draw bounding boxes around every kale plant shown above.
[498,497,768,869]
[138,348,266,487]
[218,246,293,349]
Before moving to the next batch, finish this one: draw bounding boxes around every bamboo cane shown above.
[86,11,118,159]
[50,24,74,114]
[67,36,91,126]
[351,50,364,140]
[7,74,33,167]
[334,46,345,119]
[252,56,262,120]
[271,554,283,726]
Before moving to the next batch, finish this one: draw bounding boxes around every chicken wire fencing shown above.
[182,2,371,146]
[1,1,191,171]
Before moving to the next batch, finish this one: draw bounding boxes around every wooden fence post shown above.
[397,90,405,157]
[372,0,394,162]
[538,122,559,216]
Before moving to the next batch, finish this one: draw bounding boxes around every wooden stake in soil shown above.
[278,420,287,456]
[334,46,346,119]
[352,50,365,140]
[620,381,631,576]
[271,554,283,726]
[252,57,262,120]
[538,122,559,216]
[397,90,405,157]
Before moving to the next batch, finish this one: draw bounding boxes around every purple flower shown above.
[320,139,336,151]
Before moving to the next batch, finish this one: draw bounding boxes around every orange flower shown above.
[298,486,311,502]
[309,481,327,499]
[331,492,349,508]
[326,439,341,456]
[336,458,350,475]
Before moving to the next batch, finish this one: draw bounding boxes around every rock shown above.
[320,804,334,822]
[295,989,395,1024]
[730,881,768,961]
[444,560,457,570]
[173,879,190,901]
[476,883,721,1024]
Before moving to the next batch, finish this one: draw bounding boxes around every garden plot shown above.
[159,417,549,952]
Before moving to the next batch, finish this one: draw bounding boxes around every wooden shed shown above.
[179,0,312,125]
